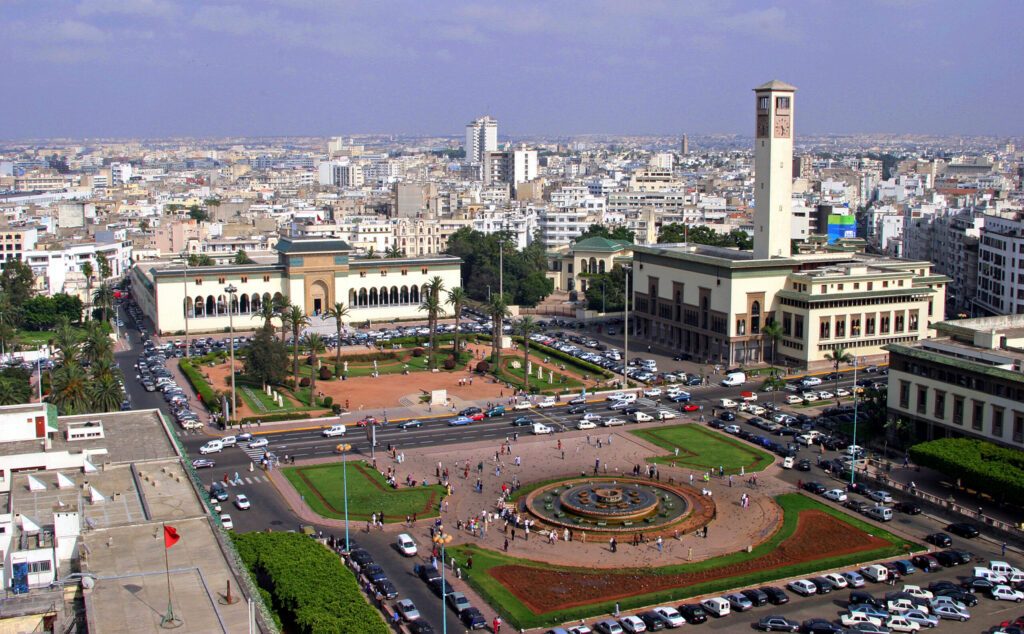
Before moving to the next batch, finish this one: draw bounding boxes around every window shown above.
[1014,412,1024,443]
[359,271,366,278]
[380,269,387,276]
[867,282,873,291]
[757,95,770,111]
[401,269,408,275]
[909,310,919,330]
[972,401,984,431]
[218,277,225,284]
[916,386,928,414]
[895,314,905,332]
[880,315,890,334]
[775,96,790,110]
[736,319,746,335]
[866,316,875,335]
[899,381,910,409]
[933,390,945,419]
[421,267,428,274]
[194,277,202,285]
[952,396,964,425]
[241,276,248,283]
[28,561,51,573]
[782,312,792,337]
[837,284,844,291]
[263,275,270,282]
[993,407,1005,437]
[794,315,804,338]
[835,317,845,338]
[850,317,861,337]
[819,319,830,339]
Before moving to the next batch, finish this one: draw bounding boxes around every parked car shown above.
[756,615,799,632]
[946,522,980,538]
[760,586,790,605]
[925,533,952,548]
[787,579,817,596]
[677,604,707,624]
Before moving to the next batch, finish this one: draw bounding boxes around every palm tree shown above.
[384,245,404,258]
[253,301,277,331]
[365,246,376,258]
[518,316,537,392]
[324,302,351,369]
[824,345,853,404]
[0,379,24,406]
[80,322,112,366]
[92,283,115,322]
[53,319,81,363]
[89,374,124,412]
[285,305,310,387]
[424,277,446,370]
[445,287,468,356]
[50,361,90,414]
[487,294,511,369]
[761,320,784,373]
[89,356,117,382]
[418,294,444,371]
[273,295,291,343]
[303,333,326,406]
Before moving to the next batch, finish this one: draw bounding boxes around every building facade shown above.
[465,116,498,164]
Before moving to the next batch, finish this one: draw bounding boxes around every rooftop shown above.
[0,409,176,462]
[754,79,797,92]
[567,237,633,253]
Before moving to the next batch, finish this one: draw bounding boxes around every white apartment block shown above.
[465,116,498,164]
[24,239,132,298]
[975,212,1024,316]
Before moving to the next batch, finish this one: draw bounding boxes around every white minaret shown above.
[752,80,796,259]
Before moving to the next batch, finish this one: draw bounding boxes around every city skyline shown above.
[1,1,1022,139]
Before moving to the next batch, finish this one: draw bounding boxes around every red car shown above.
[354,416,378,427]
[468,412,486,421]
[682,404,700,412]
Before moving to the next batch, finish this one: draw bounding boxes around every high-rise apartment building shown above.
[465,116,498,164]
[680,134,689,156]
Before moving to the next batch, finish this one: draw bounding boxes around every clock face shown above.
[757,115,770,138]
[774,115,790,138]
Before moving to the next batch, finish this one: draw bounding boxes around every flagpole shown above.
[161,523,181,628]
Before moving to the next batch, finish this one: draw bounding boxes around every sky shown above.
[1,0,1021,139]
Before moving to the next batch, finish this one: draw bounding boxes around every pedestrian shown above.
[493,617,502,634]
[609,537,616,553]
[656,536,663,553]
[687,547,693,560]
[503,538,509,552]
[1002,542,1007,557]
[614,602,620,617]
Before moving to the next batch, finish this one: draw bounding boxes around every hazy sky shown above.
[1,0,1021,139]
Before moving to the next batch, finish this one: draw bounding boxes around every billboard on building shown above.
[827,214,856,243]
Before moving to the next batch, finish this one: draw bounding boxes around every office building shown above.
[465,116,498,164]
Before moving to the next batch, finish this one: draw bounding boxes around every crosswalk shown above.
[208,474,271,488]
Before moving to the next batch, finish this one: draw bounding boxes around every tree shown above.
[97,257,112,281]
[244,325,288,388]
[824,345,853,404]
[365,246,376,258]
[89,374,124,412]
[324,302,351,370]
[50,361,90,414]
[285,305,310,386]
[761,320,784,371]
[444,228,553,307]
[80,322,113,366]
[92,283,115,322]
[445,287,468,355]
[21,294,84,330]
[81,261,94,292]
[234,250,255,265]
[187,206,209,222]
[575,223,635,243]
[0,378,26,406]
[384,245,404,258]
[487,294,510,369]
[582,265,627,313]
[303,333,326,406]
[418,277,446,370]
[53,318,81,363]
[187,253,215,267]
[253,301,278,332]
[0,259,35,306]
[517,316,536,392]
[658,223,753,250]
[273,295,291,343]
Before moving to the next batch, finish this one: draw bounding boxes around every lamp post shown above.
[850,356,859,486]
[622,265,632,390]
[432,532,453,634]
[337,442,352,550]
[225,283,238,425]
[182,251,190,359]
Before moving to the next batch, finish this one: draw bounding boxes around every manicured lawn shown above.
[295,350,472,378]
[498,359,584,391]
[238,381,302,413]
[450,494,916,630]
[16,329,90,346]
[283,461,444,522]
[631,423,774,474]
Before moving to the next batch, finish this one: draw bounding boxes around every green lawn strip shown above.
[450,494,915,629]
[630,424,774,474]
[238,382,302,413]
[497,359,584,391]
[282,461,444,522]
[294,350,471,378]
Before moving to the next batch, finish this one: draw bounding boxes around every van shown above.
[860,564,889,583]
[396,533,417,557]
[866,506,893,522]
[800,376,823,387]
[972,566,1008,584]
[220,435,237,447]
[199,440,224,454]
[721,372,746,387]
[782,456,795,469]
[700,597,730,617]
[631,411,653,423]
[988,561,1023,578]
[615,393,638,404]
[532,423,554,435]
[322,424,346,438]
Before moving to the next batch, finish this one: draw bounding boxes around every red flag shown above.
[164,525,180,549]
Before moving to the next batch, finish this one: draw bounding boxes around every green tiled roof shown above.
[776,287,936,302]
[275,237,352,254]
[885,343,1024,384]
[569,237,632,253]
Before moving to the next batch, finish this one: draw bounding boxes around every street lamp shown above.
[432,532,453,634]
[850,356,860,487]
[336,442,352,550]
[225,283,238,426]
[182,251,190,359]
[621,265,632,390]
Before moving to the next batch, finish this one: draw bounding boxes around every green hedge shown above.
[514,337,614,379]
[231,532,388,634]
[179,359,221,413]
[239,412,313,425]
[909,437,1024,501]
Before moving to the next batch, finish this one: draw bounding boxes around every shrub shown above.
[513,336,614,378]
[475,360,490,373]
[443,358,457,370]
[319,366,333,380]
[909,437,1024,502]
[299,377,310,388]
[323,396,333,407]
[331,404,343,415]
[305,356,314,365]
[339,351,398,363]
[412,347,425,357]
[179,360,221,413]
[239,412,312,424]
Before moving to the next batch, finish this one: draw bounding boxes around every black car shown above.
[678,604,707,624]
[720,411,736,421]
[362,564,386,582]
[416,565,441,584]
[927,580,959,593]
[460,607,487,630]
[809,577,833,594]
[638,611,668,631]
[742,588,770,607]
[760,586,790,605]
[795,459,812,472]
[428,577,454,597]
[844,500,872,514]
[373,578,397,599]
[408,621,436,634]
[961,576,996,592]
[931,550,960,567]
[848,590,883,609]
[938,549,973,566]
[349,549,374,568]
[757,615,800,632]
[511,416,533,426]
[802,481,827,494]
[568,405,588,415]
[946,522,980,538]
[800,618,844,633]
[925,532,953,548]
[459,406,482,417]
[568,396,587,405]
[934,587,978,606]
[893,501,921,514]
[708,419,726,429]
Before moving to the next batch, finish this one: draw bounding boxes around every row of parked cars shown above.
[412,562,485,631]
[135,338,205,431]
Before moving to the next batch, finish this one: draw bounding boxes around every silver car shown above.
[931,603,970,621]
[897,609,938,628]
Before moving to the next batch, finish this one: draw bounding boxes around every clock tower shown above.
[753,80,796,259]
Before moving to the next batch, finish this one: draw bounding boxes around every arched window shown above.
[358,288,368,306]
[369,288,378,305]
[239,294,250,313]
[251,293,262,313]
[751,301,761,335]
[206,296,215,316]
[410,285,419,304]
[400,286,409,304]
[390,286,399,304]
[194,296,205,317]
[183,297,193,318]
[579,259,587,274]
[589,257,597,273]
[349,289,357,306]
[272,292,283,307]
[599,260,606,274]
[379,286,389,305]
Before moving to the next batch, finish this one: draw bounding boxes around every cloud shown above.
[2,18,109,43]
[715,7,797,42]
[77,0,178,19]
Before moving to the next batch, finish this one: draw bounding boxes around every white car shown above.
[603,418,626,427]
[901,585,933,600]
[234,494,251,510]
[618,615,646,633]
[538,397,557,409]
[818,390,834,399]
[220,514,234,530]
[788,579,817,596]
[631,412,653,423]
[823,573,848,589]
[513,401,534,411]
[823,489,848,502]
[655,410,677,420]
[643,388,662,397]
[700,597,730,617]
[577,420,598,430]
[991,584,1024,602]
[885,615,921,632]
[652,607,684,628]
[581,413,603,422]
[841,612,882,628]
[748,405,766,416]
[605,392,626,402]
[836,387,851,397]
[248,437,269,449]
[723,425,741,434]
[396,533,417,557]
[718,398,738,409]
[801,392,819,402]
[785,394,804,404]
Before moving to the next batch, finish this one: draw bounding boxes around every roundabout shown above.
[523,477,715,536]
